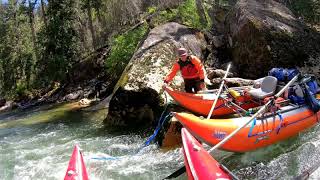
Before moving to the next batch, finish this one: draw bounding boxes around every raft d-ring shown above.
[67,170,76,176]
[193,144,201,151]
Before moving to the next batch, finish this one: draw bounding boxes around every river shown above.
[0,102,319,179]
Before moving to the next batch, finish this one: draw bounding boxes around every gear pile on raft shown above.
[163,67,320,179]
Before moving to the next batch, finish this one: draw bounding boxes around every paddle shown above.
[163,74,300,179]
[207,63,231,119]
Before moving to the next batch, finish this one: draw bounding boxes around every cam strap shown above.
[248,117,256,137]
[276,112,284,134]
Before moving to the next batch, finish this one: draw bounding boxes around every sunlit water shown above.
[0,103,319,179]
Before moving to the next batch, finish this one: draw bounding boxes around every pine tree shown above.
[38,0,80,84]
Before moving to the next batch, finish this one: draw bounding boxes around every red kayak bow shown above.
[64,145,89,180]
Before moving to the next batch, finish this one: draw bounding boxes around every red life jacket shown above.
[178,56,199,79]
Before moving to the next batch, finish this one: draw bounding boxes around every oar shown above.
[198,85,252,94]
[163,74,300,179]
[207,63,231,119]
[219,95,248,114]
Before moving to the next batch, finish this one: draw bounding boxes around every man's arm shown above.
[164,62,180,83]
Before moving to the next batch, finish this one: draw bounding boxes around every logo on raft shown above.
[212,130,227,140]
[254,135,269,144]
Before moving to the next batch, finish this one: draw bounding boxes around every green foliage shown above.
[147,6,157,14]
[106,23,148,74]
[178,0,205,29]
[289,0,320,24]
[150,8,178,26]
[15,83,27,97]
[0,2,35,97]
[0,0,212,100]
[37,0,81,85]
[149,0,210,30]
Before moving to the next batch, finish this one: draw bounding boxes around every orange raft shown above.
[174,104,320,152]
[164,86,258,117]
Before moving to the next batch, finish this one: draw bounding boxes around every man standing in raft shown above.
[164,47,206,93]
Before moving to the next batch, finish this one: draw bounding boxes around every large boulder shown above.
[106,22,207,127]
[226,0,320,79]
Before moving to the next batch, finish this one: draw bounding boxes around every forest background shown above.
[0,0,318,101]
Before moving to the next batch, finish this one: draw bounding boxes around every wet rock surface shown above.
[106,88,159,127]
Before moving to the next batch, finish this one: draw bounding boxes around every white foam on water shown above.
[86,144,182,179]
[234,128,320,179]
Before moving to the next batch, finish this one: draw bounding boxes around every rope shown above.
[276,112,284,134]
[90,91,173,161]
[248,118,256,137]
[212,102,226,111]
[90,111,173,161]
[91,156,122,160]
[144,91,171,146]
[144,113,172,147]
[227,102,243,117]
[226,100,245,117]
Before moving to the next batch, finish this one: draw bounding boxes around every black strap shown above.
[177,56,193,69]
[162,166,186,179]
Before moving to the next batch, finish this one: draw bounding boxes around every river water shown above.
[0,102,320,179]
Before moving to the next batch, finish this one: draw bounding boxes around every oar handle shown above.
[206,63,231,119]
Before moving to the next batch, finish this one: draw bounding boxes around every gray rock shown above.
[64,90,83,101]
[106,22,207,127]
[226,0,320,79]
[212,35,225,48]
[0,101,17,112]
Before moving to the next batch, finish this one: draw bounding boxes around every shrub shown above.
[106,23,148,74]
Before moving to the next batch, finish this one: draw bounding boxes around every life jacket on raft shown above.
[177,56,199,79]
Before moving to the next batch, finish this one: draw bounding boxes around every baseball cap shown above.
[177,48,188,56]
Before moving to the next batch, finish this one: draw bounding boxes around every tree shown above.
[27,0,38,59]
[195,0,208,26]
[81,0,97,50]
[38,0,80,84]
[40,0,47,28]
[0,0,35,93]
